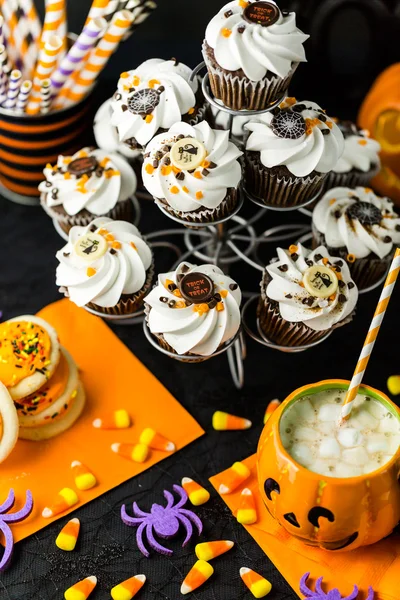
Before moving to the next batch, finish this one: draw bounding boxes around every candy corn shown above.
[195,540,234,562]
[181,477,210,506]
[212,411,252,431]
[264,399,281,424]
[56,518,80,551]
[64,575,97,600]
[181,560,214,595]
[111,442,149,463]
[387,375,400,395]
[215,461,251,495]
[92,409,131,429]
[111,574,146,600]
[139,428,175,452]
[237,488,257,525]
[240,568,272,598]
[71,461,97,491]
[42,487,79,518]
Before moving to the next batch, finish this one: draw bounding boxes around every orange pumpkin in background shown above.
[358,64,400,205]
[257,380,400,552]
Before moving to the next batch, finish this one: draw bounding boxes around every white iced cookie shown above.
[0,382,19,463]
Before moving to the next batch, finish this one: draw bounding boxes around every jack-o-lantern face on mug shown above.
[257,380,400,551]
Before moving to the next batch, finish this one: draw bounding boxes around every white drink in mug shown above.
[280,389,400,477]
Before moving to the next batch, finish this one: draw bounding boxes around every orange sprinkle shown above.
[193,304,209,316]
[145,115,153,123]
[288,244,298,254]
[165,279,174,288]
[112,241,121,249]
[280,97,297,109]
[358,139,367,146]
[326,120,333,129]
[175,301,186,309]
[77,150,88,158]
[322,257,329,265]
[347,253,356,263]
[120,71,129,78]
[46,163,53,169]
[105,234,115,242]
[182,186,189,193]
[364,187,372,193]
[216,302,224,312]
[188,107,195,115]
[238,0,248,6]
[202,160,210,168]
[161,165,172,176]
[221,28,232,37]
[329,293,336,301]
[172,165,181,174]
[194,172,202,179]
[98,228,108,236]
[104,169,119,179]
[170,186,179,194]
[130,242,137,251]
[220,290,228,298]
[63,172,71,179]
[145,164,154,175]
[87,267,96,277]
[63,157,72,164]
[173,289,182,298]
[132,75,140,86]
[99,157,109,168]
[148,78,160,88]
[329,198,336,205]
[196,191,203,200]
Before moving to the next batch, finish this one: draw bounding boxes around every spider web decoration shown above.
[128,88,160,115]
[271,109,306,139]
[346,201,382,226]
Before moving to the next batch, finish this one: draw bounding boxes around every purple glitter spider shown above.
[300,573,374,600]
[121,484,202,557]
[0,489,33,571]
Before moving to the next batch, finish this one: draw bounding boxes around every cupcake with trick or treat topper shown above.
[144,262,241,360]
[312,186,400,290]
[244,97,344,208]
[142,120,243,224]
[39,147,137,234]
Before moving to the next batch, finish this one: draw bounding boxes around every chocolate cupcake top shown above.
[111,58,199,148]
[142,121,242,213]
[245,98,344,177]
[313,186,400,259]
[94,98,141,161]
[205,0,308,81]
[145,261,241,356]
[39,147,137,217]
[265,243,358,331]
[56,218,153,308]
[333,120,381,174]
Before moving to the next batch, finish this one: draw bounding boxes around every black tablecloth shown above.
[0,192,398,600]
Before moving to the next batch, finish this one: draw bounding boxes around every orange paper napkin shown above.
[210,455,400,600]
[0,299,204,542]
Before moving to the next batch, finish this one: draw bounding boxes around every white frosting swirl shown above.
[205,0,308,80]
[266,244,358,331]
[313,186,400,259]
[245,99,344,177]
[333,125,381,174]
[142,121,242,213]
[56,217,153,308]
[145,262,241,356]
[94,98,141,160]
[39,148,137,217]
[110,59,199,148]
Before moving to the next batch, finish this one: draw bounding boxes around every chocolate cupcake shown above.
[325,120,381,190]
[312,186,400,290]
[142,120,242,224]
[56,217,154,316]
[39,147,137,234]
[144,261,241,359]
[258,243,358,347]
[244,98,344,208]
[110,58,207,151]
[202,1,308,111]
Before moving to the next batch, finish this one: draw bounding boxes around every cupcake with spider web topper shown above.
[244,97,344,208]
[257,243,358,347]
[39,147,137,234]
[56,217,154,316]
[142,120,242,224]
[110,58,208,152]
[312,186,400,290]
[144,262,241,362]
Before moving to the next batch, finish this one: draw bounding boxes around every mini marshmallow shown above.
[352,408,378,429]
[342,447,369,467]
[290,443,314,467]
[337,428,363,448]
[317,404,342,422]
[378,413,399,434]
[366,433,389,454]
[318,438,341,459]
[294,399,315,422]
[292,426,320,442]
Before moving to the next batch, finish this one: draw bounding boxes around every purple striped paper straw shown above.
[16,79,32,112]
[51,17,105,96]
[40,78,52,113]
[4,69,22,108]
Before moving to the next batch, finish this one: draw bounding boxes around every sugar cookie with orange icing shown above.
[0,382,19,463]
[16,347,79,429]
[0,316,60,401]
[19,382,85,441]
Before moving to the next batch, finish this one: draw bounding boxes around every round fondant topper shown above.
[303,265,338,298]
[68,156,98,177]
[346,201,382,226]
[128,88,160,115]
[243,1,280,26]
[271,110,306,139]
[170,138,207,170]
[74,233,108,262]
[179,272,214,303]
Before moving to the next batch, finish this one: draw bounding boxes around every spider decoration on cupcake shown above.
[0,489,34,571]
[120,484,203,557]
[300,573,374,600]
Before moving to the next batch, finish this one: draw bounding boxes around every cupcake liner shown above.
[312,226,392,291]
[202,41,298,111]
[41,194,136,234]
[324,164,381,192]
[155,187,238,225]
[244,152,326,208]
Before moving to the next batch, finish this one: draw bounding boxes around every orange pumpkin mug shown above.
[257,379,400,551]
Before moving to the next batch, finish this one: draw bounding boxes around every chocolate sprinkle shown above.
[208,162,217,169]
[338,280,346,288]
[335,260,343,267]
[89,224,97,232]
[237,25,245,33]
[318,114,327,122]
[63,252,70,257]
[229,283,238,290]
[168,300,176,308]
[334,210,341,219]
[314,253,323,261]
[224,9,233,17]
[114,92,122,101]
[208,298,217,309]
[110,248,117,255]
[383,236,392,243]
[291,253,299,261]
[292,103,306,112]
[278,264,288,272]
[121,105,128,112]
[338,294,347,303]
[348,282,355,289]
[321,129,330,135]
[160,297,168,303]
[175,172,185,180]
[202,168,210,177]
[45,181,52,187]
[396,225,400,232]
[305,259,313,267]
[286,294,292,299]
[214,292,221,302]
[167,282,177,291]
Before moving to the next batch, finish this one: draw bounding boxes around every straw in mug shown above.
[40,78,52,113]
[0,44,9,104]
[15,79,32,112]
[340,247,400,421]
[4,69,22,109]
[26,34,62,114]
[41,0,67,50]
[18,0,42,77]
[85,0,112,25]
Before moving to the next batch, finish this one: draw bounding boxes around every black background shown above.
[1,1,400,599]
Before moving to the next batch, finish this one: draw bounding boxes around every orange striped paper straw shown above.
[340,247,400,421]
[85,0,111,24]
[26,35,62,114]
[40,0,67,50]
[66,10,134,106]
